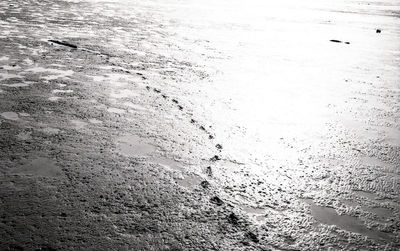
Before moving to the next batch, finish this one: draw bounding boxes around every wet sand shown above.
[0,0,399,250]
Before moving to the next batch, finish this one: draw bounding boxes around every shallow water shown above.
[305,199,392,242]
[1,112,19,121]
[13,158,63,177]
[116,134,157,157]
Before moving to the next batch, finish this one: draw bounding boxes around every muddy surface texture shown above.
[0,0,399,250]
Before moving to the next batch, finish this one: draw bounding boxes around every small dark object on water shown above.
[199,125,206,131]
[153,88,161,93]
[145,86,150,90]
[172,99,178,104]
[376,29,381,33]
[215,144,223,150]
[49,39,78,49]
[178,105,183,110]
[210,155,221,162]
[190,119,196,124]
[200,180,210,188]
[344,41,350,44]
[208,134,214,139]
[329,39,342,43]
[210,196,224,206]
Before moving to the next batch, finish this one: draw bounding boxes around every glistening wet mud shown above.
[0,0,399,250]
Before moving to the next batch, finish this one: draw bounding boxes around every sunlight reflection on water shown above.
[75,0,399,244]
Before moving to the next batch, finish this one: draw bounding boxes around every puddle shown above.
[92,75,108,82]
[341,199,359,208]
[152,157,185,172]
[367,207,393,219]
[0,73,21,80]
[116,134,156,157]
[241,206,267,215]
[341,199,393,219]
[89,118,102,124]
[12,158,63,177]
[1,82,32,88]
[382,126,400,147]
[354,190,377,200]
[108,107,126,114]
[70,119,87,130]
[48,96,62,102]
[0,56,9,61]
[25,67,74,81]
[124,102,148,112]
[92,73,137,86]
[361,156,389,168]
[2,65,21,70]
[18,112,30,117]
[239,205,267,222]
[305,199,392,242]
[110,89,138,99]
[52,89,73,94]
[1,112,19,120]
[176,174,202,189]
[150,157,201,189]
[41,127,60,135]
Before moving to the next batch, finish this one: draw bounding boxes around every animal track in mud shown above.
[145,85,219,142]
[144,85,230,201]
[136,72,147,80]
[210,196,224,206]
[245,231,259,243]
[210,155,221,162]
[206,166,213,177]
[200,180,210,189]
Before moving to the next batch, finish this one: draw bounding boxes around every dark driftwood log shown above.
[48,40,78,49]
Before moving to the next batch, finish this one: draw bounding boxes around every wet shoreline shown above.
[1,0,399,250]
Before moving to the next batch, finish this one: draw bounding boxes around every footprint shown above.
[210,155,221,162]
[210,196,224,206]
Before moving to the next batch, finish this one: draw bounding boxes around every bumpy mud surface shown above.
[1,0,399,250]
